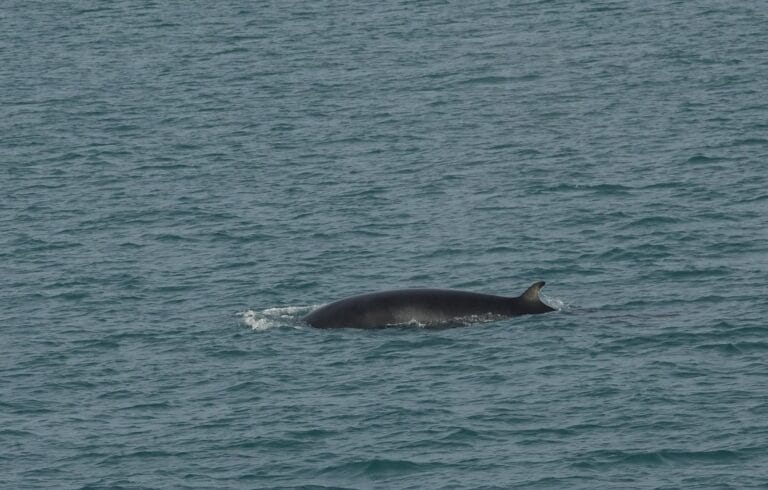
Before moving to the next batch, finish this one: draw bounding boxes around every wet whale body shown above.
[303,281,555,329]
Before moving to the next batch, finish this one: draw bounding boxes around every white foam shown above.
[240,305,317,330]
[262,306,310,316]
[241,310,272,330]
[541,294,569,311]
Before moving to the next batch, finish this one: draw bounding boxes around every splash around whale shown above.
[303,281,556,329]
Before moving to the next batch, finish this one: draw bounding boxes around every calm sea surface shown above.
[3,1,768,488]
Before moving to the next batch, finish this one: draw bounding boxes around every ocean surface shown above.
[3,1,768,488]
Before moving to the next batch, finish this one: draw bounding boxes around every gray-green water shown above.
[3,1,768,488]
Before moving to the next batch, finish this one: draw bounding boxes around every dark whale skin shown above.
[304,281,555,329]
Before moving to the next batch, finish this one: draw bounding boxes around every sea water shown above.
[2,1,768,488]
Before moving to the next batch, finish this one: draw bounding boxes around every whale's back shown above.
[303,284,552,329]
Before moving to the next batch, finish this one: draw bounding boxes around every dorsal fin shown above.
[520,281,546,303]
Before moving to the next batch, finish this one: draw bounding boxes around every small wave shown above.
[722,137,768,147]
[240,305,314,330]
[320,458,435,478]
[696,341,768,355]
[573,448,743,468]
[687,154,727,164]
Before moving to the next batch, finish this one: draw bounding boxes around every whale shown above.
[303,281,555,328]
